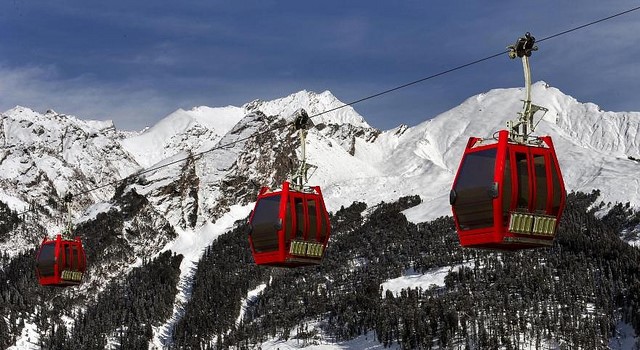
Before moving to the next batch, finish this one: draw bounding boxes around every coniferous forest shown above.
[1,190,639,349]
[174,191,640,349]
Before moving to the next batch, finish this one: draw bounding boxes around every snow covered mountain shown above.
[121,82,640,233]
[1,83,639,349]
[120,105,246,169]
[4,83,638,233]
[329,81,640,224]
[0,107,140,251]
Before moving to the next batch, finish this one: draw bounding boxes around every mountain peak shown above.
[244,90,371,128]
[119,105,246,168]
[3,105,115,134]
[5,105,38,117]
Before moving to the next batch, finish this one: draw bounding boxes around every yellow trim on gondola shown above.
[289,240,324,257]
[61,270,83,282]
[508,212,557,236]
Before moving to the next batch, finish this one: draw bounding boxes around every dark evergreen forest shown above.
[0,247,182,349]
[174,191,640,349]
[1,190,639,349]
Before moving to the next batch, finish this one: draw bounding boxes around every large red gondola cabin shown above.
[450,130,566,250]
[248,181,331,267]
[36,234,87,286]
[450,32,567,250]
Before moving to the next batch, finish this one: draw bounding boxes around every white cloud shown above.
[0,64,175,131]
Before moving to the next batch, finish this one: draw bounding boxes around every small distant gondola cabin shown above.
[36,234,86,286]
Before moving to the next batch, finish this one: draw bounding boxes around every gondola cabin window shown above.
[294,198,304,240]
[307,199,318,241]
[502,153,513,222]
[318,200,328,243]
[285,202,293,243]
[250,194,281,253]
[36,243,56,277]
[515,152,530,209]
[533,154,548,212]
[550,157,563,214]
[452,148,497,230]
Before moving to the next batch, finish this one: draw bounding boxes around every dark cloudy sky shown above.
[1,1,639,131]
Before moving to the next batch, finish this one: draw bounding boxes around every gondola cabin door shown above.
[249,181,330,267]
[450,130,566,250]
[36,234,87,286]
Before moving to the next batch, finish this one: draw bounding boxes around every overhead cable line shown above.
[15,5,640,216]
[537,5,640,43]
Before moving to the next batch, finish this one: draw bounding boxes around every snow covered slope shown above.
[3,83,639,233]
[120,105,245,168]
[320,81,640,223]
[0,107,139,225]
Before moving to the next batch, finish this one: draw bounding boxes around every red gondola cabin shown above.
[36,234,87,286]
[450,130,566,250]
[248,181,331,267]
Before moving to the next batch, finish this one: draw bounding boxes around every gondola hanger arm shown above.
[62,192,74,237]
[507,32,548,145]
[291,108,314,191]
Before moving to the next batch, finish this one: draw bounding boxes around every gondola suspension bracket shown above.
[291,108,316,191]
[506,32,549,145]
[62,193,74,237]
